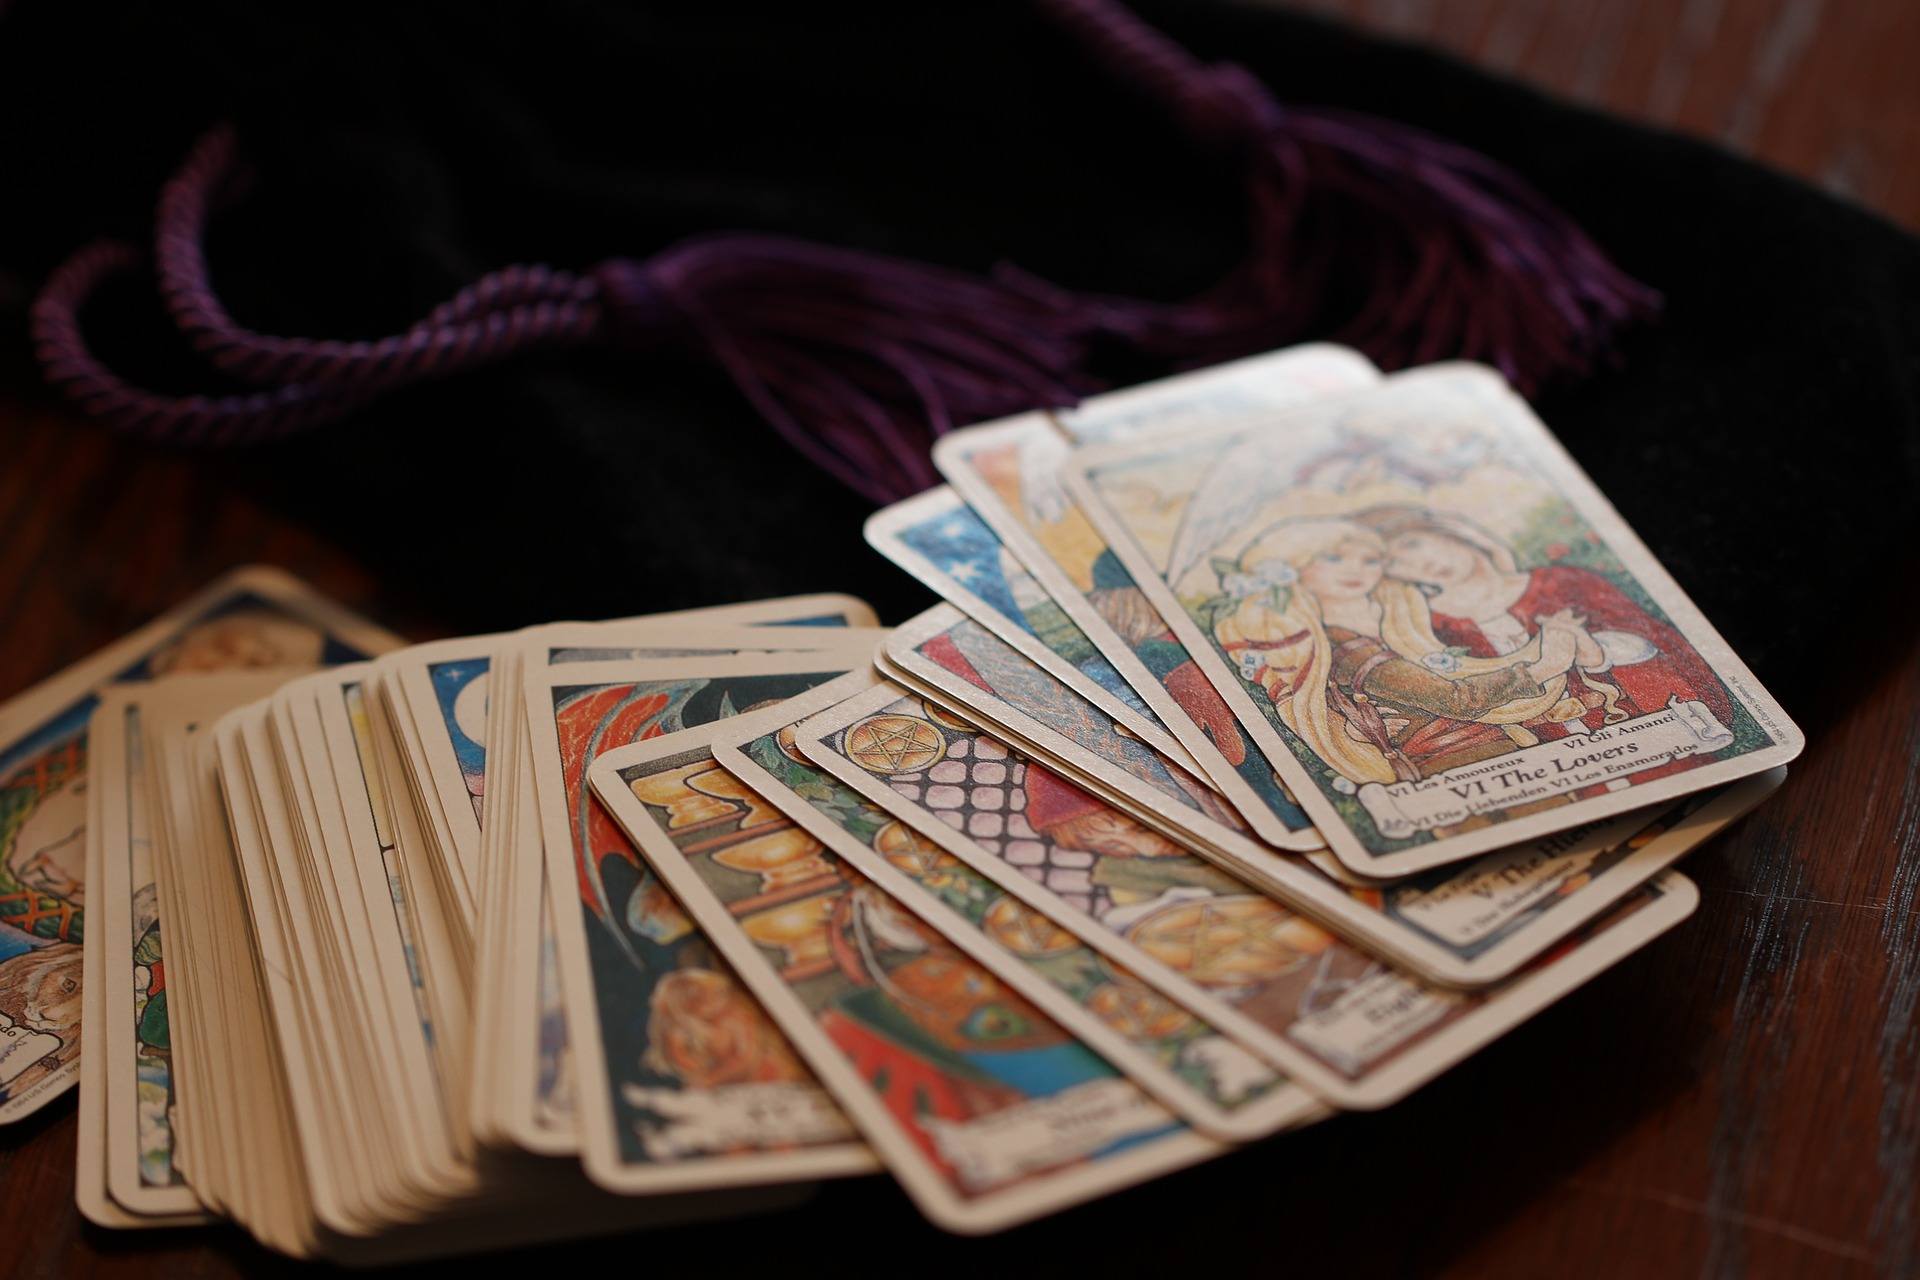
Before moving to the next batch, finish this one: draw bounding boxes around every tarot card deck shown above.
[40,344,1793,1252]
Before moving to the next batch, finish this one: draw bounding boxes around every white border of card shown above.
[609,671,1328,1141]
[214,704,368,1238]
[474,646,567,1157]
[794,676,1702,1108]
[310,667,476,1203]
[583,689,1231,1232]
[90,689,207,1221]
[473,611,887,1157]
[932,346,1383,853]
[372,596,881,1158]
[166,693,321,1252]
[521,650,883,1195]
[79,686,212,1227]
[864,485,1202,776]
[385,604,885,917]
[455,640,555,1156]
[1061,363,1804,877]
[125,643,831,1258]
[880,603,1781,987]
[1050,344,1387,446]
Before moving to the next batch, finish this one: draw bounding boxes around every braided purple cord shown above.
[153,127,604,390]
[34,184,1100,502]
[31,0,1660,499]
[1034,0,1287,147]
[31,241,373,444]
[427,264,593,327]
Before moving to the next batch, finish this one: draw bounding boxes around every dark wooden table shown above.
[4,3,1918,1276]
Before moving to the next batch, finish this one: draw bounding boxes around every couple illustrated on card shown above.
[1203,504,1734,792]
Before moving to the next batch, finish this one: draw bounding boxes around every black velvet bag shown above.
[0,0,1914,724]
[2,1,1916,1267]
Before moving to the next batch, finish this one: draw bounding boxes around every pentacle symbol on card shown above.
[874,819,946,874]
[845,715,945,775]
[1123,896,1330,989]
[982,896,1079,958]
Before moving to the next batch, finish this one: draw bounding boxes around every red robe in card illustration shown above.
[1432,564,1733,732]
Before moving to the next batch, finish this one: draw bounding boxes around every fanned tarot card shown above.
[1063,365,1803,877]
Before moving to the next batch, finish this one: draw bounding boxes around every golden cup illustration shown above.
[742,896,836,971]
[713,828,835,894]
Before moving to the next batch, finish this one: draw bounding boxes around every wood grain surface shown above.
[1299,0,1920,231]
[2,3,1917,1277]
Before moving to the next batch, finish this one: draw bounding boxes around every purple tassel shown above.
[34,130,1102,503]
[1032,0,1658,390]
[592,239,1102,502]
[31,0,1658,502]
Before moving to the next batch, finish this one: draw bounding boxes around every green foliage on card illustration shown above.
[1023,597,1102,667]
[743,734,888,846]
[1508,498,1676,627]
[1715,696,1776,760]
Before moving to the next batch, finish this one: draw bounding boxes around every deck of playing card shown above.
[31,344,1797,1252]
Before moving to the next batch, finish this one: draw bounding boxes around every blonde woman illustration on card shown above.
[1196,518,1591,787]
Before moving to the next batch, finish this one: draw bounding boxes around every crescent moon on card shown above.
[452,672,490,747]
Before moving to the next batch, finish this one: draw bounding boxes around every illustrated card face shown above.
[798,682,1702,1106]
[0,567,399,1125]
[383,600,881,1149]
[523,656,881,1192]
[589,715,1223,1232]
[1063,365,1804,876]
[689,675,1322,1142]
[425,650,489,835]
[864,486,1198,774]
[392,597,878,894]
[445,614,881,1151]
[1051,344,1384,446]
[933,347,1381,848]
[883,604,1770,986]
[883,606,1262,849]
